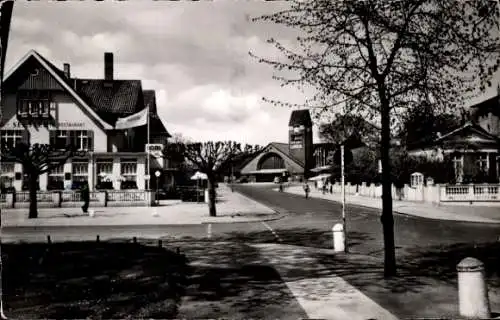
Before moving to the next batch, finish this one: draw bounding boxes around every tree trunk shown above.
[380,98,397,278]
[28,173,39,219]
[207,176,217,217]
[0,208,5,319]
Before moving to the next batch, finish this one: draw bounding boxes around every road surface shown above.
[4,184,500,256]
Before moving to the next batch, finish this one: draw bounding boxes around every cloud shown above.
[4,1,327,145]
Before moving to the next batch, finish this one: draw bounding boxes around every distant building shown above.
[0,50,172,191]
[408,88,500,183]
[240,109,335,182]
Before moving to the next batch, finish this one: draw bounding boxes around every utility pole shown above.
[341,144,347,253]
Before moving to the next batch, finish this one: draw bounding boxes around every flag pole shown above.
[147,104,150,190]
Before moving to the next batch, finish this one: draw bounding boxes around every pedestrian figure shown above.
[329,182,333,194]
[322,182,327,194]
[303,182,310,199]
[81,181,90,213]
[279,183,284,192]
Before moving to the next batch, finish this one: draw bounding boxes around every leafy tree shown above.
[2,143,81,218]
[163,141,258,217]
[400,104,461,148]
[252,0,499,277]
[319,113,380,149]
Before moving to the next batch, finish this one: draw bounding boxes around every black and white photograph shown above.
[0,0,499,319]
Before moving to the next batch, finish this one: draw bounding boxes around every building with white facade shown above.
[0,50,171,192]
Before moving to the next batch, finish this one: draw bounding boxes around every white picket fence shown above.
[328,182,500,204]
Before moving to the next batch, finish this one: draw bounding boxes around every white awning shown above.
[247,168,288,174]
[311,165,331,173]
[308,173,332,181]
[190,171,208,180]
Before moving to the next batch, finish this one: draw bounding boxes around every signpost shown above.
[333,134,364,253]
[155,170,161,206]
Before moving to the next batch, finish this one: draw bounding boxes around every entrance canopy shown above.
[308,173,332,181]
[190,171,208,180]
[247,168,288,174]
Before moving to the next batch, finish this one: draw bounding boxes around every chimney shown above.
[104,52,113,81]
[63,63,70,78]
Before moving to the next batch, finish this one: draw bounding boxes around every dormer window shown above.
[17,90,51,118]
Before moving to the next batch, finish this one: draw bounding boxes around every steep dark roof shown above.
[74,79,142,114]
[143,90,171,137]
[408,121,500,150]
[470,94,500,119]
[288,109,312,127]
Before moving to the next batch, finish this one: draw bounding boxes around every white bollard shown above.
[152,208,159,217]
[88,210,95,218]
[457,257,491,319]
[332,223,345,252]
[207,223,212,239]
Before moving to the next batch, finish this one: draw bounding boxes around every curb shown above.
[2,213,288,228]
[200,212,288,225]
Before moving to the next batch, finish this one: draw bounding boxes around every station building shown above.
[0,50,172,191]
[240,109,335,182]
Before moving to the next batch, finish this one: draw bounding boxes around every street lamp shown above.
[155,170,161,206]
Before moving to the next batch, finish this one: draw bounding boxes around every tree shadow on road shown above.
[311,241,500,318]
[217,227,376,251]
[166,240,307,320]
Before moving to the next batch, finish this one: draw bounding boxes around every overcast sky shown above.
[5,1,500,145]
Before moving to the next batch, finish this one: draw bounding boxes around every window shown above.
[47,163,64,190]
[72,161,89,183]
[50,130,93,151]
[0,130,24,150]
[291,134,302,142]
[120,159,137,181]
[120,158,137,190]
[452,154,464,183]
[476,153,488,173]
[18,91,50,116]
[0,162,14,190]
[96,159,113,183]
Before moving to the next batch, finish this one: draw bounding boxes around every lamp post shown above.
[155,170,161,206]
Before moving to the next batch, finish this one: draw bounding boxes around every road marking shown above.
[253,243,399,320]
[261,221,282,242]
[207,223,212,239]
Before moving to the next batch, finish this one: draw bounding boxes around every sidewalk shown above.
[253,242,399,320]
[2,184,283,227]
[169,239,398,320]
[283,186,500,223]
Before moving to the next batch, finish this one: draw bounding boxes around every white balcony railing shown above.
[441,184,500,202]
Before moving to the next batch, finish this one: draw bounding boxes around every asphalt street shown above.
[4,184,500,257]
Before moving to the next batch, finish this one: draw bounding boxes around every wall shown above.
[0,92,107,150]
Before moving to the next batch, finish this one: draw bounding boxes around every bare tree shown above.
[252,0,499,277]
[163,141,259,216]
[2,143,82,218]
